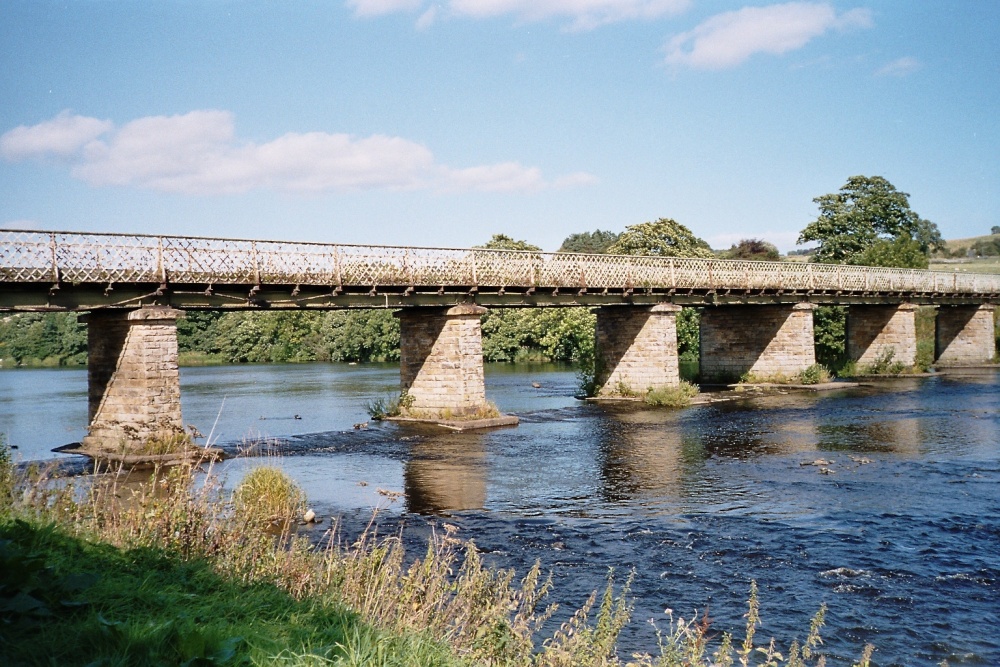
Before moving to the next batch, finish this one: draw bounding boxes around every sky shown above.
[1,1,997,253]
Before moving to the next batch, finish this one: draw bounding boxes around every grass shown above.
[232,465,307,528]
[644,382,700,407]
[0,439,877,666]
[735,364,831,386]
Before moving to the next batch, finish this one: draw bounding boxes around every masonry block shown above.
[80,307,185,452]
[396,304,489,417]
[935,304,996,366]
[594,303,681,395]
[700,303,815,381]
[847,304,917,368]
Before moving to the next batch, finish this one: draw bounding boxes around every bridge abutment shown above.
[80,307,185,452]
[594,303,682,396]
[846,304,918,369]
[396,304,490,418]
[935,304,996,366]
[699,303,816,382]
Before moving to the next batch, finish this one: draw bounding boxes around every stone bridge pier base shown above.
[594,303,681,396]
[396,304,490,418]
[847,304,917,369]
[80,307,185,452]
[935,304,996,366]
[699,303,816,382]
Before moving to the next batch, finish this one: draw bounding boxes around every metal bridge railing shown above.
[2,229,999,296]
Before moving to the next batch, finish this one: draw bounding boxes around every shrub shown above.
[644,382,699,407]
[232,466,306,528]
[797,364,830,385]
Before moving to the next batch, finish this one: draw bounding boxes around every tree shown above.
[605,218,712,361]
[607,218,714,258]
[797,175,943,269]
[723,238,780,262]
[558,229,620,254]
[475,234,541,252]
[992,226,1000,235]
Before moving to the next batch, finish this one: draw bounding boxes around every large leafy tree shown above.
[723,238,780,262]
[605,217,713,359]
[558,229,620,254]
[607,218,714,258]
[797,175,943,269]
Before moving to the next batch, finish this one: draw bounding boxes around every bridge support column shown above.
[699,303,815,382]
[80,307,185,452]
[935,304,996,366]
[396,304,489,418]
[847,304,917,368]
[594,303,681,396]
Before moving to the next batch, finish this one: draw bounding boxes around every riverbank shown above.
[0,448,865,667]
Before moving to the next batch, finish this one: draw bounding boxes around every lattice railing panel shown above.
[3,230,999,298]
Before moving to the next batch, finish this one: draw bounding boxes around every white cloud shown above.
[416,5,439,29]
[450,0,690,30]
[664,2,872,70]
[0,110,112,160]
[347,0,689,30]
[875,56,921,77]
[347,0,424,17]
[2,110,593,196]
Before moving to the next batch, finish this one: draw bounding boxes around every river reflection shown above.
[405,433,488,513]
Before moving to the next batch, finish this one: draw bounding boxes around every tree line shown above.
[4,175,985,371]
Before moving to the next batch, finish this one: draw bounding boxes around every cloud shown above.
[449,0,690,30]
[875,56,921,77]
[2,110,593,196]
[0,110,113,160]
[348,0,689,30]
[664,2,872,69]
[347,0,424,17]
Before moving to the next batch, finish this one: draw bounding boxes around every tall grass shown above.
[0,441,875,666]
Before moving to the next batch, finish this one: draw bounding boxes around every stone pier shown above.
[699,303,816,382]
[935,304,996,366]
[594,303,681,396]
[80,307,185,452]
[396,304,490,418]
[846,304,917,368]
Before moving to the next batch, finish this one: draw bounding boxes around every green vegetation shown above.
[0,441,875,666]
[607,218,714,259]
[643,381,700,407]
[0,312,86,367]
[558,229,620,254]
[232,466,307,528]
[797,175,943,268]
[720,238,780,262]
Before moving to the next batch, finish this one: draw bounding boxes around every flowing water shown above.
[2,363,998,665]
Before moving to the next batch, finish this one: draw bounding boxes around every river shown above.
[1,363,998,665]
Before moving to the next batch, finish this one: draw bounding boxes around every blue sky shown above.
[1,1,997,252]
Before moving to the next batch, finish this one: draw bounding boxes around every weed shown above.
[644,382,699,407]
[797,364,831,385]
[232,466,306,528]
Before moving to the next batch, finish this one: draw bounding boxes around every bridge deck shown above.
[2,230,999,310]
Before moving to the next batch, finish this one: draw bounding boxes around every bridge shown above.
[2,229,998,455]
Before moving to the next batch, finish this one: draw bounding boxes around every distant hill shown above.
[943,233,1000,253]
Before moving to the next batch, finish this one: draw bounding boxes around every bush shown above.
[232,466,306,527]
[797,364,831,385]
[644,382,699,407]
